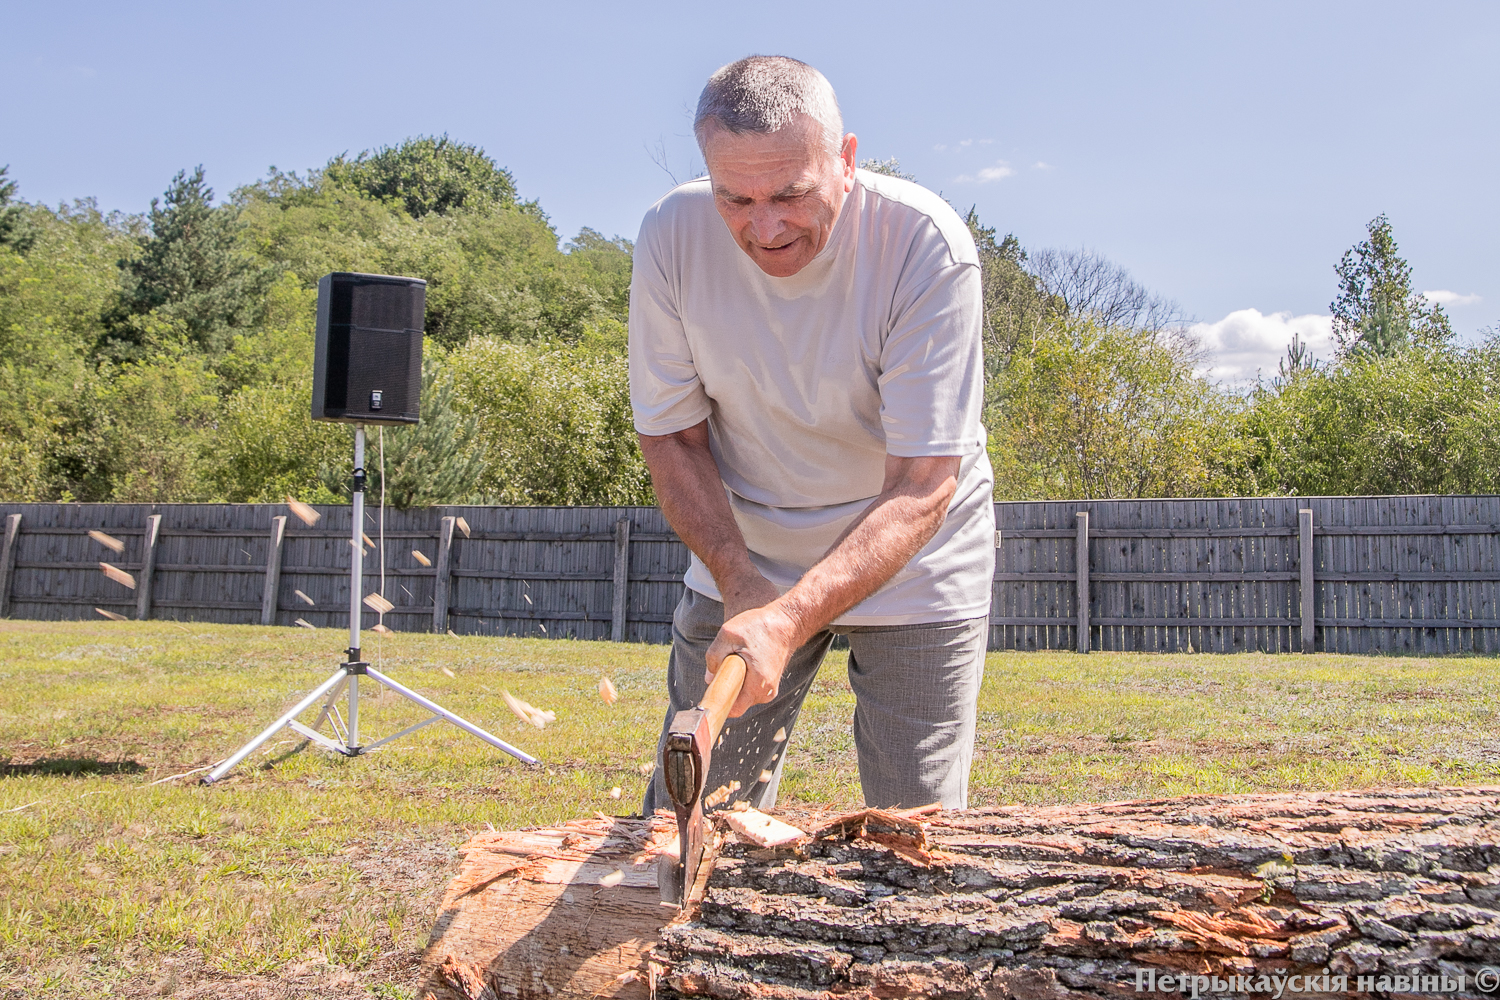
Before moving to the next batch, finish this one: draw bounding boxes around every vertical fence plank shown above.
[1076,511,1090,654]
[1299,508,1314,653]
[611,516,632,643]
[260,515,287,626]
[433,516,455,634]
[135,514,162,621]
[0,513,20,618]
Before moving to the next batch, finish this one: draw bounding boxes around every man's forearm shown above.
[637,422,772,610]
[772,455,959,646]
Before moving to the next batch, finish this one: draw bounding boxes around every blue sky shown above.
[4,1,1495,380]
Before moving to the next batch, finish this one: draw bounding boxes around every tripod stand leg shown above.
[365,665,539,765]
[309,675,350,736]
[203,667,350,784]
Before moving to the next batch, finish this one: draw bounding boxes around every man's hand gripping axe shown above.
[659,653,747,908]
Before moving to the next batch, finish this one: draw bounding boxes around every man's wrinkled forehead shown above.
[702,117,834,183]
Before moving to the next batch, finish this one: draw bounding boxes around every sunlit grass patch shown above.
[0,619,1496,996]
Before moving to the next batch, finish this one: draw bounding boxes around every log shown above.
[421,787,1500,999]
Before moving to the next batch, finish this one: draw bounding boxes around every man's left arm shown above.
[708,452,959,717]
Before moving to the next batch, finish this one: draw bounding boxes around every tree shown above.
[987,318,1244,499]
[1237,340,1500,496]
[107,166,277,357]
[448,331,653,505]
[0,165,37,253]
[1028,246,1184,334]
[1331,214,1451,356]
[324,135,519,218]
[964,208,1055,365]
[321,353,489,508]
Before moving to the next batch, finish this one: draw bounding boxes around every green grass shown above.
[0,619,1497,997]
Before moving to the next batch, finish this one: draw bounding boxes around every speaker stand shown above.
[203,425,537,784]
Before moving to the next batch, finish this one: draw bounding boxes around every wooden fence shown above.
[1,495,1496,654]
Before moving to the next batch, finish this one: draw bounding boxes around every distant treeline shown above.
[0,141,1495,506]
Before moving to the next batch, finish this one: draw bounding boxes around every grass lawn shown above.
[0,619,1496,998]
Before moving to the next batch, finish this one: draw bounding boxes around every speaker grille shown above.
[312,272,426,425]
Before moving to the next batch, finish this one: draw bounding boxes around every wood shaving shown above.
[370,623,391,634]
[362,592,394,614]
[294,618,316,630]
[88,530,125,553]
[773,727,787,742]
[597,869,624,888]
[598,676,618,704]
[412,549,432,567]
[703,780,741,809]
[362,532,375,549]
[638,762,655,777]
[100,562,136,589]
[609,786,622,800]
[502,689,555,729]
[455,516,471,538]
[94,607,127,621]
[723,807,806,848]
[285,497,320,526]
[447,629,459,637]
[294,589,315,605]
[756,769,773,783]
[442,667,455,678]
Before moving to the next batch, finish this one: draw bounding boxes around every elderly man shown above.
[631,55,994,813]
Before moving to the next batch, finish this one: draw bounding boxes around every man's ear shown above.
[841,133,858,191]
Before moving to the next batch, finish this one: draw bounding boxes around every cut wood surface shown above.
[422,787,1500,999]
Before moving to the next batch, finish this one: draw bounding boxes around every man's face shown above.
[703,115,857,278]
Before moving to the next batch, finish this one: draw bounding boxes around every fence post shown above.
[1076,511,1090,654]
[135,514,162,621]
[0,513,21,618]
[433,516,455,634]
[1299,508,1315,653]
[611,517,632,643]
[261,515,287,626]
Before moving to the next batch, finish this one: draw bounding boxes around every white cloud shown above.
[1033,161,1051,170]
[959,139,973,147]
[1422,289,1482,307]
[954,161,1015,184]
[1190,308,1335,384]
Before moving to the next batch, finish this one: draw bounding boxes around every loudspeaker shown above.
[311,272,426,425]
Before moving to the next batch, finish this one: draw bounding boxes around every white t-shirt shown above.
[629,169,995,625]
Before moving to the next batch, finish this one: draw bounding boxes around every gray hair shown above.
[694,55,844,159]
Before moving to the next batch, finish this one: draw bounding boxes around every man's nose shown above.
[747,204,786,244]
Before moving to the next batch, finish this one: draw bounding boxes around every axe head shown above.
[659,705,712,907]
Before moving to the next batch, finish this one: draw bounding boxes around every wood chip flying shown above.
[100,562,136,589]
[411,549,432,567]
[294,589,315,605]
[598,676,618,704]
[723,807,806,848]
[294,618,316,630]
[370,623,392,634]
[95,607,127,621]
[502,690,555,729]
[285,497,320,526]
[361,532,375,549]
[455,516,471,538]
[703,780,741,809]
[773,727,787,742]
[88,530,125,553]
[362,592,394,614]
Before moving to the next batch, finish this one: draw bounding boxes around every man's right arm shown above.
[637,421,780,623]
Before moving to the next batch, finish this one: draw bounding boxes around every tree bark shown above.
[423,787,1500,1000]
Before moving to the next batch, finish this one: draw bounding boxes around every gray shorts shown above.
[641,587,988,815]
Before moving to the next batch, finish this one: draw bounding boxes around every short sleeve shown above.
[628,209,714,436]
[877,258,986,457]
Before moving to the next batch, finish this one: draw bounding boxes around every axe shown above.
[659,652,747,907]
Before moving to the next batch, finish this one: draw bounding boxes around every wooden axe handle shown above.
[701,653,747,746]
